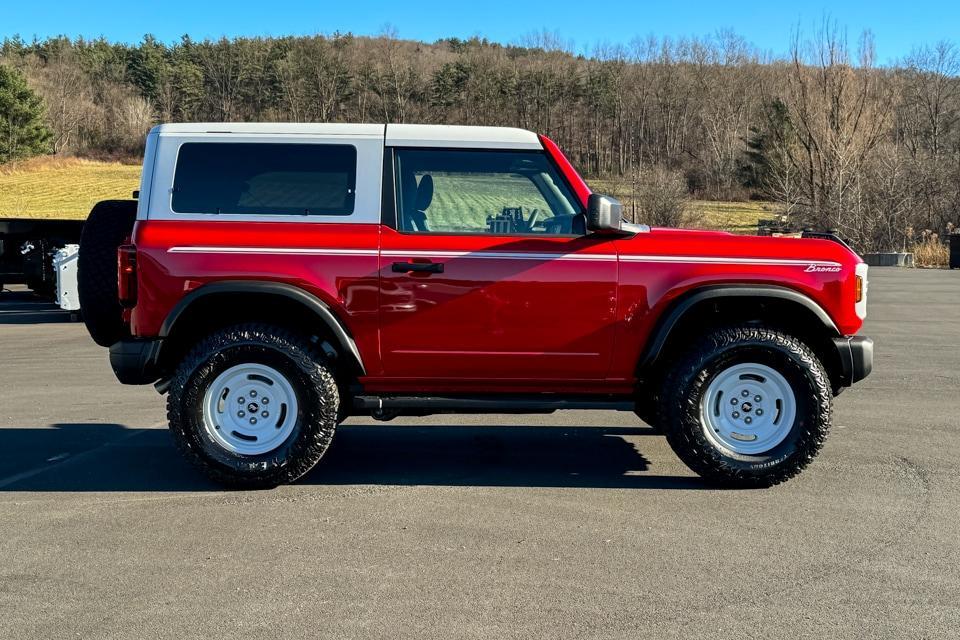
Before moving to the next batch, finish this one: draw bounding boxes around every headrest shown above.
[415,174,434,211]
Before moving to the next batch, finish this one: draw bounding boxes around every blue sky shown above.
[2,0,957,64]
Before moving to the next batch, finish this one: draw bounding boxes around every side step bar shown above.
[353,394,634,414]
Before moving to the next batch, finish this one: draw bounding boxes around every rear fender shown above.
[160,280,366,375]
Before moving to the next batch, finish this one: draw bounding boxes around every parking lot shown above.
[0,267,957,639]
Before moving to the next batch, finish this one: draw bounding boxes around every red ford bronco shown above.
[77,123,872,489]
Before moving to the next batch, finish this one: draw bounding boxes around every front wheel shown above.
[659,327,832,488]
[167,324,340,488]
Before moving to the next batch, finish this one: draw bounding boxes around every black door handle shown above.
[392,261,444,274]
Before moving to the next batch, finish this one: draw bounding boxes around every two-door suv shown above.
[77,123,872,488]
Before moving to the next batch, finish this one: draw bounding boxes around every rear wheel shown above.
[659,326,832,488]
[78,200,137,346]
[167,324,340,489]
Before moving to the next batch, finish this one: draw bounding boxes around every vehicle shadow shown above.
[0,290,76,324]
[0,422,709,492]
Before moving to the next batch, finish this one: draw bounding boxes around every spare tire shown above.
[78,200,137,347]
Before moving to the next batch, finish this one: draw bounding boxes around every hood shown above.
[613,226,868,336]
[622,227,862,268]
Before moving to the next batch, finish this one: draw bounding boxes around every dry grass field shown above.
[0,158,141,219]
[0,159,777,233]
[686,199,783,233]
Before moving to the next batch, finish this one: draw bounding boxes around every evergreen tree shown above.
[738,99,795,192]
[0,64,52,163]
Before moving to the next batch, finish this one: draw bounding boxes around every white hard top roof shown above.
[150,122,384,136]
[150,123,542,149]
[386,124,541,149]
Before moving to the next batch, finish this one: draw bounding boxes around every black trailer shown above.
[0,218,84,296]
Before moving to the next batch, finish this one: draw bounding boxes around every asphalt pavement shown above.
[0,268,957,639]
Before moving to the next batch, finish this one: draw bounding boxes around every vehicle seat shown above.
[409,174,433,232]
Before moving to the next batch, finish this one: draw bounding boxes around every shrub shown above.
[635,166,698,228]
[911,230,949,268]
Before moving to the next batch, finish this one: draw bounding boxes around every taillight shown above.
[118,244,138,307]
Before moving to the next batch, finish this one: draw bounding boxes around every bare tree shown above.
[783,22,895,238]
[26,49,93,153]
[197,37,250,121]
[900,41,960,157]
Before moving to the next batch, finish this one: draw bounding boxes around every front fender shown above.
[637,284,841,369]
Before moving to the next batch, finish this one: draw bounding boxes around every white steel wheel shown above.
[201,363,300,455]
[699,362,797,456]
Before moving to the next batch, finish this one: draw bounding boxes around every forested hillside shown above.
[1,27,958,252]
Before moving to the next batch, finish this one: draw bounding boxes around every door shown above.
[377,147,618,385]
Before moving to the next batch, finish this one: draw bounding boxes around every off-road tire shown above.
[78,200,137,346]
[167,324,340,489]
[659,326,832,488]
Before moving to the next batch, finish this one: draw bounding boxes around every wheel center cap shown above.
[741,402,753,412]
[247,402,259,413]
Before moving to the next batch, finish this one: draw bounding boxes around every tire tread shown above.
[659,326,832,488]
[166,323,339,489]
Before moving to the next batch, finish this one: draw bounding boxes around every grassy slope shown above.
[427,173,557,231]
[0,158,141,219]
[0,159,780,233]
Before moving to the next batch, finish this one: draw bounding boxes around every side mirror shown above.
[586,193,623,233]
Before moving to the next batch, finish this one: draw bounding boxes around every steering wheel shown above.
[543,214,575,234]
[525,209,541,232]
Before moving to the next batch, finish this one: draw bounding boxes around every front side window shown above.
[172,143,356,216]
[393,149,583,235]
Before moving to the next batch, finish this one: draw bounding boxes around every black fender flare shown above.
[159,280,366,375]
[637,285,841,370]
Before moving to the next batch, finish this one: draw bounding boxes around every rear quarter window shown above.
[171,142,357,216]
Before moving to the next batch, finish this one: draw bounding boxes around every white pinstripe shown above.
[167,246,842,268]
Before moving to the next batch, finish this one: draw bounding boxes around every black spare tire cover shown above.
[78,200,137,347]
